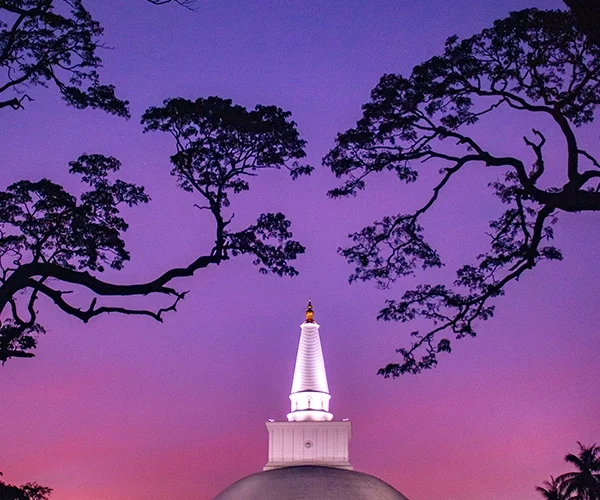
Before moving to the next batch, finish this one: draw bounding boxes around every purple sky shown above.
[1,1,599,499]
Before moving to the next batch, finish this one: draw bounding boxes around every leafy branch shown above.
[325,8,600,375]
[1,96,311,363]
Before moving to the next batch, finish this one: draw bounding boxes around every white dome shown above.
[214,465,409,500]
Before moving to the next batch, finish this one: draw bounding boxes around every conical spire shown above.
[287,301,333,421]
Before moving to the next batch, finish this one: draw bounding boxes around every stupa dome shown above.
[214,465,409,500]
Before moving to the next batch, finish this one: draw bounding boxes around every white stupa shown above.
[264,300,352,470]
[215,301,409,500]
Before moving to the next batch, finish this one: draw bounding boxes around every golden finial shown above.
[305,299,315,323]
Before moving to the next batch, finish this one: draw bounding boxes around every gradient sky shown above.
[1,1,599,499]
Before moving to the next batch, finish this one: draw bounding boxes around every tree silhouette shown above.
[0,96,310,363]
[536,476,570,500]
[1,2,306,496]
[325,8,600,375]
[0,471,51,500]
[557,443,600,500]
[563,0,600,48]
[0,0,194,114]
[0,0,129,114]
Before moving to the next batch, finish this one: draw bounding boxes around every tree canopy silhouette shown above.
[0,0,194,114]
[325,8,600,375]
[0,96,310,363]
[536,476,569,500]
[0,471,51,500]
[0,0,128,114]
[557,443,600,499]
[537,443,600,500]
[563,0,600,48]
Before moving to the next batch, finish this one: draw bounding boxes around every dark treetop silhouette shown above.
[0,0,193,113]
[0,470,51,500]
[325,8,600,376]
[563,0,600,48]
[537,476,567,500]
[537,443,600,500]
[0,95,310,363]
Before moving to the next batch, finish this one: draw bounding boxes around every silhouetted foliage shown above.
[0,472,51,500]
[0,97,310,363]
[557,443,600,499]
[0,154,149,361]
[141,96,312,276]
[0,0,128,114]
[0,0,194,114]
[564,0,600,48]
[536,476,570,500]
[537,443,600,500]
[325,8,600,375]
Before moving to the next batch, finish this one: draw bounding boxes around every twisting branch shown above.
[523,129,546,183]
[0,94,33,110]
[146,0,198,9]
[578,148,600,170]
[377,205,555,376]
[1,97,310,363]
[325,8,599,375]
[0,0,130,116]
[28,279,187,323]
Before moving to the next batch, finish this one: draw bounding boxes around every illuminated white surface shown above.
[264,421,352,471]
[288,321,332,422]
[265,311,352,471]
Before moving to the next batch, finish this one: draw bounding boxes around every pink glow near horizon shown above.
[1,1,599,499]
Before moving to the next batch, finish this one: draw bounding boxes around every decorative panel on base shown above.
[264,420,352,471]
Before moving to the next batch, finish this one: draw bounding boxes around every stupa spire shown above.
[287,300,333,421]
[305,299,315,323]
[264,300,352,471]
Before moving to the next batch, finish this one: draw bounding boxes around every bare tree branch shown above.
[146,0,198,9]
